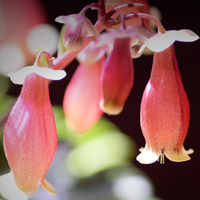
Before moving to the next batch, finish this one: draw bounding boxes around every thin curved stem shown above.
[105,3,144,20]
[98,0,106,17]
[80,3,100,15]
[125,12,166,33]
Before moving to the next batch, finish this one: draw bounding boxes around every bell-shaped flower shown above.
[55,13,99,52]
[63,41,106,132]
[136,45,193,164]
[97,28,147,115]
[3,51,66,195]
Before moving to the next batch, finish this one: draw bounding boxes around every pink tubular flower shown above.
[137,45,193,164]
[63,59,104,133]
[98,27,148,115]
[55,13,98,52]
[63,41,106,132]
[3,51,66,195]
[63,63,103,133]
[100,37,133,115]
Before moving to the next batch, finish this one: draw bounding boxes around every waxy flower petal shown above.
[137,45,192,164]
[3,72,57,195]
[141,29,199,52]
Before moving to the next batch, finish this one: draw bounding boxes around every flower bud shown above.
[100,38,134,115]
[63,58,104,132]
[55,14,98,52]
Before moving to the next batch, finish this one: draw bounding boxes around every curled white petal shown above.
[145,32,175,52]
[136,146,160,164]
[175,29,199,42]
[145,29,199,52]
[8,66,66,85]
[55,16,68,24]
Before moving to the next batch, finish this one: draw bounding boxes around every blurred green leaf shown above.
[65,116,121,147]
[52,105,121,146]
[0,74,10,95]
[0,95,15,116]
[66,131,136,178]
[52,105,68,141]
[0,127,9,174]
[0,94,15,174]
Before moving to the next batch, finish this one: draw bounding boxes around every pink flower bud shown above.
[63,58,104,132]
[137,45,192,164]
[100,38,134,115]
[55,14,98,52]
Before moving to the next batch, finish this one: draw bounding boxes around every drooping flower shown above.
[136,44,196,164]
[97,26,148,115]
[55,13,99,52]
[63,41,106,132]
[3,51,66,195]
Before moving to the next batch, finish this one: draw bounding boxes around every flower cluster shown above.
[2,0,199,196]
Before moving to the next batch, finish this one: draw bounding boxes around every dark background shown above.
[42,0,200,199]
[10,0,200,199]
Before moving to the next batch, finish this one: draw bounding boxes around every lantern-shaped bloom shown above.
[98,28,148,115]
[137,29,198,164]
[137,30,199,164]
[55,13,99,52]
[137,45,193,164]
[63,41,107,132]
[3,52,66,195]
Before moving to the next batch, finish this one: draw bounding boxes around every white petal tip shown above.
[55,16,65,23]
[136,147,160,164]
[177,29,199,42]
